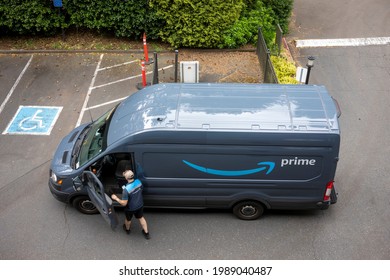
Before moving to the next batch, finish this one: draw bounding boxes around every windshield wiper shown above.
[71,125,91,168]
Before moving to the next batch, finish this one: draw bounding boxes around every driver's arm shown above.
[111,194,127,206]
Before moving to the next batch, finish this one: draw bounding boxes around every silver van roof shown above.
[108,83,340,144]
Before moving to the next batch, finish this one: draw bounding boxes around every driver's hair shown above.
[123,170,134,181]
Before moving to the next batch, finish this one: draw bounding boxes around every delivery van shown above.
[49,83,341,227]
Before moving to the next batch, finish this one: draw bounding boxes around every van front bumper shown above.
[48,180,70,204]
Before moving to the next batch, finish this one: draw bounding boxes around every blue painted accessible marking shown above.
[3,106,63,135]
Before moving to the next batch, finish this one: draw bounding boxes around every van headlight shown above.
[50,171,63,185]
[50,171,57,182]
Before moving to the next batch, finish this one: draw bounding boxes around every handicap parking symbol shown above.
[3,106,63,135]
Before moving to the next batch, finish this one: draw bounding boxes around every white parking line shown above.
[92,65,174,90]
[0,55,33,115]
[85,97,127,111]
[76,55,175,127]
[75,54,104,127]
[97,60,138,71]
[296,37,390,48]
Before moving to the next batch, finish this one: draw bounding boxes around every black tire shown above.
[72,196,98,214]
[233,201,264,220]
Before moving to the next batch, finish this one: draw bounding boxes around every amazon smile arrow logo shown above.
[182,160,275,176]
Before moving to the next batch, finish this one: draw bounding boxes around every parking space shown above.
[0,50,260,135]
[0,53,96,189]
[0,51,178,190]
[0,51,178,133]
[76,52,176,125]
[0,55,32,104]
[0,50,259,193]
[3,105,63,135]
[0,53,99,133]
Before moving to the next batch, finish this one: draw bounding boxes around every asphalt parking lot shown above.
[0,52,177,129]
[0,52,166,189]
[0,51,180,214]
[0,51,266,260]
[1,44,390,261]
[0,51,184,200]
[0,50,261,134]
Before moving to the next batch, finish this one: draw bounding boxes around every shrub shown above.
[0,0,294,49]
[263,0,293,33]
[220,0,275,48]
[64,0,162,39]
[0,0,65,35]
[149,0,245,48]
[271,55,299,84]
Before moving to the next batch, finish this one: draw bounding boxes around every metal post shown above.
[58,8,65,41]
[174,50,179,83]
[305,56,315,84]
[276,24,283,55]
[264,49,271,83]
[152,52,159,85]
[53,0,65,41]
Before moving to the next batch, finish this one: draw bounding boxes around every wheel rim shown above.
[241,205,257,217]
[80,200,96,212]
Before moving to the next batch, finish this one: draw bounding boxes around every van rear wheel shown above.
[72,196,98,214]
[233,201,264,220]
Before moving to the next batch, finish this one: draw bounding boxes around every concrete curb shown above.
[0,48,257,54]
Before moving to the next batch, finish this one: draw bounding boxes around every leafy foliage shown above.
[149,0,245,48]
[221,1,275,48]
[0,0,65,35]
[0,0,294,49]
[263,0,293,33]
[64,0,162,39]
[271,55,298,84]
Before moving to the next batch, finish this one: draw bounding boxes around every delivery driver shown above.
[111,170,150,239]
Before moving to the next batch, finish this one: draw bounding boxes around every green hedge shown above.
[263,0,293,33]
[0,0,294,48]
[150,0,245,48]
[0,0,65,35]
[64,0,162,39]
[0,0,162,38]
[221,0,275,48]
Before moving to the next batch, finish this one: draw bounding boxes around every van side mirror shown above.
[332,97,342,118]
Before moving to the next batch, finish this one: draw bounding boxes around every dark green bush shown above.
[221,0,275,48]
[0,0,162,39]
[263,0,293,33]
[0,0,65,35]
[64,0,162,39]
[149,0,245,48]
[0,0,294,49]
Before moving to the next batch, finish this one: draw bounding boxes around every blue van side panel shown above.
[132,131,339,210]
[142,150,324,181]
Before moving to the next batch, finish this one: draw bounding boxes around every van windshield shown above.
[76,107,116,168]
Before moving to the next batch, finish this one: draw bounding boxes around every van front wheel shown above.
[233,201,264,220]
[72,196,99,215]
